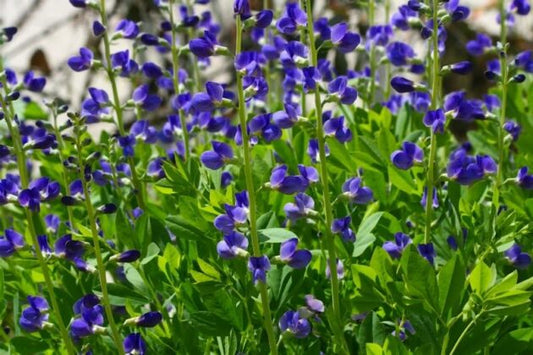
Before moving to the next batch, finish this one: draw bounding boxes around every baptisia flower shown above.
[67,47,93,72]
[504,121,521,141]
[517,167,533,189]
[200,141,234,170]
[124,311,162,328]
[217,232,249,259]
[214,191,249,234]
[326,258,344,279]
[390,142,423,170]
[284,193,316,221]
[327,76,358,105]
[447,148,496,185]
[444,91,485,121]
[70,294,106,339]
[383,233,412,259]
[0,229,24,257]
[341,177,373,204]
[279,310,311,338]
[248,255,270,284]
[278,238,312,269]
[19,296,49,332]
[505,244,531,269]
[269,165,318,194]
[421,187,439,209]
[18,177,60,211]
[418,243,436,265]
[124,333,146,355]
[331,216,355,242]
[277,2,307,35]
[423,109,446,134]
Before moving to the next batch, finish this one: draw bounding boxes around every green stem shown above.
[98,0,146,210]
[168,0,191,161]
[235,15,278,355]
[449,312,483,355]
[303,1,348,353]
[384,0,392,100]
[368,0,376,107]
[493,0,508,210]
[75,136,124,355]
[0,66,76,355]
[423,0,441,244]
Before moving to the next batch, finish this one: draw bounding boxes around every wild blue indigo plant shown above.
[0,0,532,353]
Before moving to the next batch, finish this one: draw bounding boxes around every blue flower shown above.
[466,34,492,56]
[200,141,234,170]
[517,167,533,189]
[248,255,270,284]
[421,187,439,209]
[45,214,60,233]
[190,31,217,58]
[505,243,531,269]
[214,192,249,234]
[233,0,251,19]
[18,178,60,211]
[323,115,352,143]
[111,50,139,77]
[92,21,106,36]
[444,91,484,121]
[269,165,308,195]
[444,0,471,22]
[55,234,91,272]
[115,19,139,39]
[423,109,446,133]
[367,25,393,47]
[327,76,357,105]
[68,47,93,72]
[133,311,163,327]
[0,229,25,257]
[2,26,17,42]
[391,142,423,170]
[342,177,373,204]
[450,61,472,75]
[19,296,49,332]
[279,238,312,269]
[255,10,273,29]
[391,5,417,30]
[279,310,311,338]
[386,42,415,66]
[124,333,146,355]
[331,216,355,242]
[447,148,496,185]
[391,76,415,93]
[504,120,521,141]
[277,2,307,35]
[330,22,360,53]
[417,243,436,265]
[383,233,412,259]
[70,295,105,339]
[112,250,141,263]
[326,258,344,279]
[217,231,249,259]
[22,71,46,92]
[509,0,531,15]
[284,193,315,221]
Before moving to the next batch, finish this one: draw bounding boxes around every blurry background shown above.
[1,0,532,112]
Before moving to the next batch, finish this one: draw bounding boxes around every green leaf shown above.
[388,166,417,194]
[469,262,496,295]
[166,215,207,241]
[438,255,466,315]
[401,246,438,309]
[258,228,297,243]
[10,336,48,355]
[22,102,48,120]
[492,327,533,354]
[141,243,160,265]
[353,212,383,257]
[189,311,232,336]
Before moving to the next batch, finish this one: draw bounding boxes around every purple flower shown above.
[392,319,416,341]
[330,22,360,53]
[19,296,49,332]
[217,232,249,259]
[70,295,105,339]
[325,258,344,279]
[115,19,139,39]
[248,255,270,284]
[504,120,521,141]
[69,0,87,8]
[277,2,307,35]
[92,21,105,36]
[367,25,393,47]
[342,177,373,204]
[331,216,355,242]
[67,47,93,72]
[327,76,358,105]
[391,5,417,30]
[383,233,412,259]
[421,187,439,209]
[270,165,308,195]
[515,51,533,72]
[255,10,273,29]
[391,142,423,170]
[279,310,311,338]
[2,26,17,42]
[391,76,415,93]
[0,229,25,257]
[445,0,471,22]
[444,91,484,121]
[505,244,531,269]
[22,71,46,92]
[417,243,436,265]
[323,115,352,143]
[200,141,234,170]
[18,178,60,211]
[284,193,315,221]
[132,85,162,112]
[233,0,251,19]
[466,34,492,56]
[304,295,324,314]
[124,333,146,355]
[447,148,496,185]
[214,194,249,234]
[386,42,415,66]
[279,238,312,269]
[37,235,52,255]
[113,250,141,263]
[190,31,217,58]
[509,0,531,15]
[423,109,446,134]
[55,234,90,271]
[135,311,162,327]
[447,236,458,251]
[517,167,533,189]
[450,61,472,75]
[221,171,233,188]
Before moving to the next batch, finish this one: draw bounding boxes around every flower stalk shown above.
[235,15,278,355]
[74,123,124,355]
[304,1,348,352]
[0,60,76,355]
[424,0,441,244]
